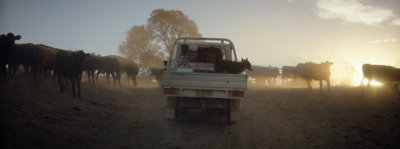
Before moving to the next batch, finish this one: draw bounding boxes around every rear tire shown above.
[174,99,180,119]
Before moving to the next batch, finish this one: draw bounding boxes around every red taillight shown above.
[164,88,177,95]
[231,91,244,97]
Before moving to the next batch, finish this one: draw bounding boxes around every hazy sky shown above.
[1,0,399,69]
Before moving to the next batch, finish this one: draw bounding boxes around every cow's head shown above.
[7,32,21,41]
[1,32,21,46]
[74,50,90,67]
[242,58,253,71]
[321,61,333,66]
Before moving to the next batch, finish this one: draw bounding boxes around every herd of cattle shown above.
[1,32,139,98]
[247,62,333,91]
[247,62,400,95]
[248,62,334,91]
[2,32,400,97]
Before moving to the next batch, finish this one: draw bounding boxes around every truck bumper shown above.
[164,96,242,121]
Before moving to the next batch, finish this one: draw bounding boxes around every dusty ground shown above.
[1,74,399,149]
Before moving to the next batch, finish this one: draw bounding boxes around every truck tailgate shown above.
[161,71,247,89]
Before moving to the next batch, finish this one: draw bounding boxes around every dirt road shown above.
[1,75,399,148]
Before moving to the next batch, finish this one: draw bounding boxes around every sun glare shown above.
[330,59,385,87]
[347,65,383,87]
[354,76,383,87]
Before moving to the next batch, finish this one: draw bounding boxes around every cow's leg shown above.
[96,71,100,82]
[130,74,137,88]
[319,80,323,92]
[88,71,92,86]
[23,64,29,74]
[92,71,95,84]
[366,78,371,87]
[111,73,116,87]
[133,75,137,87]
[0,65,8,84]
[306,79,312,91]
[106,73,110,86]
[327,80,331,92]
[92,71,96,86]
[77,77,82,98]
[116,73,121,88]
[58,75,64,93]
[53,70,57,87]
[38,68,45,85]
[71,78,76,98]
[87,71,91,84]
[90,71,96,87]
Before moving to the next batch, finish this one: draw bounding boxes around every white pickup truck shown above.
[161,37,248,122]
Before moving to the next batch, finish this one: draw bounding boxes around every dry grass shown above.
[1,74,399,148]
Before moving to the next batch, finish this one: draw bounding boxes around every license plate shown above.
[195,90,212,96]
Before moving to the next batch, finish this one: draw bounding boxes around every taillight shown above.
[164,88,177,95]
[231,91,244,97]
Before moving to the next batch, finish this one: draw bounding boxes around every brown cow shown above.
[362,64,400,95]
[14,43,36,74]
[56,50,89,98]
[96,56,121,87]
[34,44,59,85]
[109,55,139,87]
[83,54,101,86]
[296,61,333,92]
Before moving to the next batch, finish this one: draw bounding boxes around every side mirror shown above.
[163,60,168,66]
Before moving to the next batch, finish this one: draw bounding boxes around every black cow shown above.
[109,55,139,87]
[14,43,36,74]
[151,67,164,85]
[55,50,89,98]
[362,64,400,95]
[96,56,121,87]
[83,54,101,86]
[215,58,253,74]
[296,61,333,92]
[34,44,59,86]
[0,32,21,84]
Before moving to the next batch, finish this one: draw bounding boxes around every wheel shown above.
[174,98,180,119]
